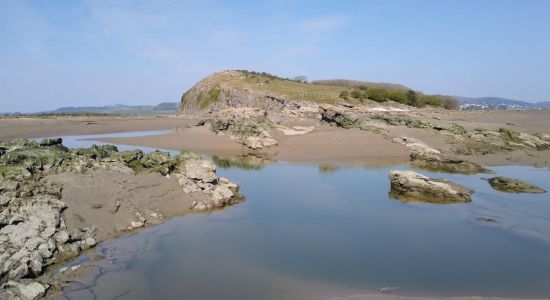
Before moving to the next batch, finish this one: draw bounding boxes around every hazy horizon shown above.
[2,0,550,113]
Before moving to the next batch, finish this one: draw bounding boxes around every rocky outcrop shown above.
[0,280,48,299]
[392,136,490,175]
[389,171,472,204]
[204,108,278,149]
[0,138,242,298]
[372,114,431,128]
[319,105,364,129]
[498,128,550,150]
[453,128,550,155]
[488,177,546,193]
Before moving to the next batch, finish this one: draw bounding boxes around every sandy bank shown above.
[97,125,411,166]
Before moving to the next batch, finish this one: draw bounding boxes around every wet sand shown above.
[0,115,193,140]
[98,125,411,166]
[2,110,550,166]
[46,168,209,242]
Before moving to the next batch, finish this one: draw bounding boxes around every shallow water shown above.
[51,132,550,299]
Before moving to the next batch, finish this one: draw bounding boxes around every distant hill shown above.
[456,97,548,110]
[47,102,179,115]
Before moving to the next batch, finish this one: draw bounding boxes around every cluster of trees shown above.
[236,70,308,83]
[339,86,458,109]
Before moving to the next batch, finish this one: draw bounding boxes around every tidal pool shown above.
[50,133,550,299]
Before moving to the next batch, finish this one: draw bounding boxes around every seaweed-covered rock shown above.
[389,171,472,204]
[488,177,546,193]
[495,128,550,150]
[445,123,468,135]
[39,138,62,147]
[140,150,175,175]
[372,114,431,128]
[75,144,118,159]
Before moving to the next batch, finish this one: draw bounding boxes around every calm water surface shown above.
[50,132,550,299]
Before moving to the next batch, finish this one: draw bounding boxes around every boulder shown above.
[1,280,48,299]
[488,177,546,193]
[389,171,472,204]
[184,160,217,183]
[39,138,62,147]
[320,105,363,129]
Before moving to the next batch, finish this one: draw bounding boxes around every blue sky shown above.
[1,0,550,112]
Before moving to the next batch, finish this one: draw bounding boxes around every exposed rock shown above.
[140,150,174,175]
[392,137,440,159]
[411,155,492,175]
[1,280,48,299]
[372,114,431,128]
[39,138,62,147]
[242,135,278,149]
[0,138,244,288]
[206,108,278,149]
[388,171,472,204]
[394,136,490,174]
[183,160,217,183]
[488,177,546,193]
[276,125,315,136]
[320,105,363,129]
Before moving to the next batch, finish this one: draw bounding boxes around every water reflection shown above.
[213,154,275,170]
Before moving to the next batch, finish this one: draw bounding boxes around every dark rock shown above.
[39,138,62,147]
[488,177,546,193]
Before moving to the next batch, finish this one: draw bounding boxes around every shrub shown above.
[366,89,388,102]
[420,95,443,107]
[350,90,362,99]
[358,85,368,91]
[339,90,349,99]
[406,90,418,106]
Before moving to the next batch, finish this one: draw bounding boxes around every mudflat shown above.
[2,109,550,166]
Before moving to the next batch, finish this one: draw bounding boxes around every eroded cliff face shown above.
[178,71,339,117]
[178,71,307,116]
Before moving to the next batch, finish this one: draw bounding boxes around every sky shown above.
[1,0,550,112]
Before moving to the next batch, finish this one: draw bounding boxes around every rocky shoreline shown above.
[0,138,242,299]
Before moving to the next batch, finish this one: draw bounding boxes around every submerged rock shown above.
[488,177,546,193]
[388,170,472,204]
